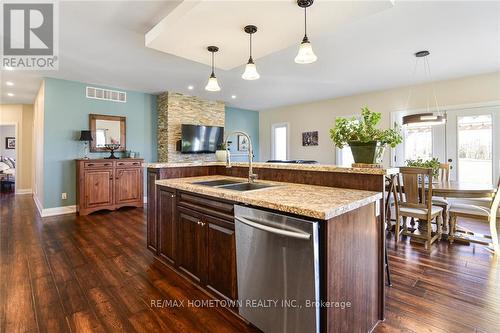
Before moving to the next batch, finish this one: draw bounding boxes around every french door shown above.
[393,104,499,184]
[443,106,499,184]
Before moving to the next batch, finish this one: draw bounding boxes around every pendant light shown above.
[242,25,260,80]
[402,50,446,127]
[295,0,317,64]
[205,46,221,92]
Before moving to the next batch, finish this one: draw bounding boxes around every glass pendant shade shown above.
[295,39,317,64]
[205,74,221,92]
[242,60,260,80]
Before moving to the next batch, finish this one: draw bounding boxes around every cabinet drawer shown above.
[178,191,234,221]
[116,160,143,168]
[83,161,113,169]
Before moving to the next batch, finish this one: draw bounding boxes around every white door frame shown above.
[445,106,499,183]
[271,122,290,160]
[0,122,19,193]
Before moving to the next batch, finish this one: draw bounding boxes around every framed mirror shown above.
[89,114,126,152]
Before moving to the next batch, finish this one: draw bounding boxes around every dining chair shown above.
[394,167,444,251]
[432,163,451,231]
[448,177,500,252]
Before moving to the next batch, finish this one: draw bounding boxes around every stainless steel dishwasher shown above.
[234,205,320,333]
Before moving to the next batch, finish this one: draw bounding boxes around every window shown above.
[404,125,433,161]
[457,115,492,184]
[272,123,288,160]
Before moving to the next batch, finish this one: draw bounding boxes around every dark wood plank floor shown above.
[1,193,499,333]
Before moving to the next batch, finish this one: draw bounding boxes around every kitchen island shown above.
[151,170,386,333]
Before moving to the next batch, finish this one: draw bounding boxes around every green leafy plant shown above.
[406,157,441,176]
[329,107,403,149]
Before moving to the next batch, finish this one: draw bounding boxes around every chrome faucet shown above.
[224,131,258,183]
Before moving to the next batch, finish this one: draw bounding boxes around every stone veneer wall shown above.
[157,92,225,162]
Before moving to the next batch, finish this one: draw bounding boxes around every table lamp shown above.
[79,130,93,159]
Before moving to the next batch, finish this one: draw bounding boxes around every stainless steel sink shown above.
[219,182,276,191]
[192,179,244,187]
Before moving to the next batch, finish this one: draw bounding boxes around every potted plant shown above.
[406,157,441,180]
[329,107,403,164]
[215,142,228,162]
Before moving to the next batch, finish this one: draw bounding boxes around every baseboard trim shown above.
[33,195,43,217]
[16,188,32,195]
[41,205,77,217]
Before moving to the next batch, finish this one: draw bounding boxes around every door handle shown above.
[235,216,311,240]
[197,220,205,227]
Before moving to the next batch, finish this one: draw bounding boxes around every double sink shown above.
[193,179,276,192]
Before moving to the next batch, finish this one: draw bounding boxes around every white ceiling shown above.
[145,0,392,70]
[1,1,499,111]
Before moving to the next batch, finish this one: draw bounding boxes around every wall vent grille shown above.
[86,86,127,103]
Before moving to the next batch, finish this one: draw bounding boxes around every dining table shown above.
[386,177,498,249]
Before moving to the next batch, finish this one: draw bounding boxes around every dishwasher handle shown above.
[235,216,311,240]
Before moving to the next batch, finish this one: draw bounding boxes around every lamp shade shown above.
[295,40,317,64]
[79,130,93,141]
[242,61,260,80]
[402,113,446,127]
[205,74,221,92]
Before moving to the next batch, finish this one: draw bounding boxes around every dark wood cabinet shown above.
[205,214,237,300]
[76,159,143,215]
[147,170,159,253]
[177,207,207,283]
[157,187,176,264]
[154,187,237,301]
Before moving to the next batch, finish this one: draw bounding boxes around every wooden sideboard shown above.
[76,158,144,215]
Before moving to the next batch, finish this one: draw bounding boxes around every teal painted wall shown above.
[224,107,259,162]
[43,78,157,209]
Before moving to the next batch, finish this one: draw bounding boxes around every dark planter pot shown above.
[348,141,385,164]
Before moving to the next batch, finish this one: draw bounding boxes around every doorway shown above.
[393,103,500,184]
[0,124,17,194]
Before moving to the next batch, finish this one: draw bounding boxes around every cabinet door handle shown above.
[133,162,139,165]
[118,162,124,165]
[104,163,111,166]
[171,194,175,198]
[88,163,94,166]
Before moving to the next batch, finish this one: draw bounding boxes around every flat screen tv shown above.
[181,124,224,153]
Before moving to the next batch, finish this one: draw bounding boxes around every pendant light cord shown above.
[304,7,308,38]
[249,33,253,59]
[211,51,215,76]
[404,58,418,111]
[425,56,441,115]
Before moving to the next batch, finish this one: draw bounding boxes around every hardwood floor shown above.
[1,194,499,333]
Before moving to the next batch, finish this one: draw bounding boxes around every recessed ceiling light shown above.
[188,85,194,90]
[4,66,14,71]
[7,93,14,97]
[5,81,14,86]
[231,95,237,99]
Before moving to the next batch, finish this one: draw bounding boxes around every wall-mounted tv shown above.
[181,124,224,153]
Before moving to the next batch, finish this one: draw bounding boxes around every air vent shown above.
[86,86,126,103]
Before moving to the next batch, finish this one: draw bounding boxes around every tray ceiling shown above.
[145,0,393,70]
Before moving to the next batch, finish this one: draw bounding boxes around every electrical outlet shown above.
[61,193,67,200]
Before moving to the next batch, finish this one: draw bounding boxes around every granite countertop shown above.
[156,175,382,220]
[146,161,398,176]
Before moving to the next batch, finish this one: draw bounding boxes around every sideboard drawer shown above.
[116,160,143,168]
[83,161,113,169]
